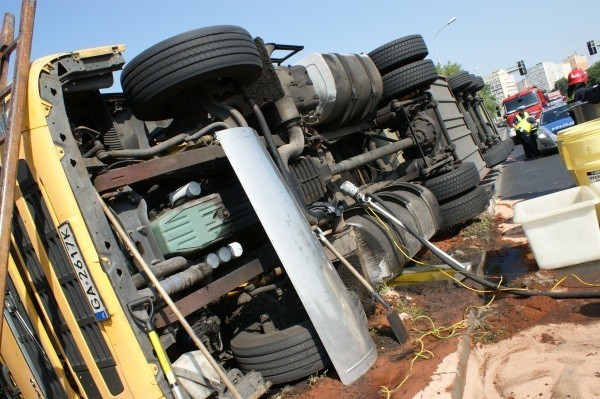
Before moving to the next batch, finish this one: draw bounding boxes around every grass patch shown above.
[376,282,393,296]
[472,323,508,343]
[307,369,328,386]
[267,385,293,399]
[459,212,494,243]
[394,298,426,320]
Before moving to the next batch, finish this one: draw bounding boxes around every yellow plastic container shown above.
[557,119,600,217]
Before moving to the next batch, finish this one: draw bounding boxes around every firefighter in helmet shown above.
[567,68,600,104]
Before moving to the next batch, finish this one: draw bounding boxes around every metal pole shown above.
[0,0,36,342]
[433,17,457,67]
[329,136,415,175]
[0,13,15,90]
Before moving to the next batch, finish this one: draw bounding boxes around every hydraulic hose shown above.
[340,181,600,299]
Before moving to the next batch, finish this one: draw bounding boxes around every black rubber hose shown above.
[97,122,231,160]
[247,276,290,296]
[98,133,188,160]
[246,100,327,225]
[367,192,600,299]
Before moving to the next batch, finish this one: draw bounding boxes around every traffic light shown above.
[517,60,527,76]
[587,40,597,55]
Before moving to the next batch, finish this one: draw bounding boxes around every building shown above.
[483,69,518,102]
[526,62,563,92]
[516,79,530,92]
[563,54,589,74]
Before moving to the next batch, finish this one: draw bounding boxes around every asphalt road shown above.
[496,144,577,201]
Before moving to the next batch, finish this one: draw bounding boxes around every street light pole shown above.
[433,17,457,67]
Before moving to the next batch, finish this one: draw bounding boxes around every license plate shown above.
[58,222,109,322]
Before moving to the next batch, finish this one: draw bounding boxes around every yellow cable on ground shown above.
[551,274,600,291]
[379,295,496,398]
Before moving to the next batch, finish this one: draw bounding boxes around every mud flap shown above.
[217,127,376,385]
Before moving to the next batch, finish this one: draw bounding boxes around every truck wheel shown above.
[380,59,439,105]
[230,291,365,385]
[483,143,509,168]
[439,186,490,229]
[503,138,516,153]
[468,76,485,93]
[424,162,481,202]
[447,71,473,93]
[121,25,263,121]
[231,319,330,385]
[368,34,428,75]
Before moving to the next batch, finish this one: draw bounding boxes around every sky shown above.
[4,0,600,88]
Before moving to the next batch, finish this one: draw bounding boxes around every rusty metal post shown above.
[0,0,36,341]
[0,13,15,90]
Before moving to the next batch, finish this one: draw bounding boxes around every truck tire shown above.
[468,76,485,93]
[121,25,263,121]
[424,162,481,202]
[368,35,428,75]
[483,143,509,167]
[447,71,473,93]
[230,291,366,385]
[503,137,515,153]
[381,59,439,105]
[231,319,330,385]
[439,186,490,229]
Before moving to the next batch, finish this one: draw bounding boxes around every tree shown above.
[586,61,600,86]
[478,84,499,119]
[436,61,463,77]
[553,77,568,96]
[435,61,498,117]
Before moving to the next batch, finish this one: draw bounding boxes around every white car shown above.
[535,125,559,155]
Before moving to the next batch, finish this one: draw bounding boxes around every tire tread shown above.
[368,35,428,74]
[424,162,481,202]
[381,59,439,104]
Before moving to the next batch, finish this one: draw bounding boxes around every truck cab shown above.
[502,87,548,127]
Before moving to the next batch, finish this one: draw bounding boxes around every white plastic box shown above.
[513,186,600,269]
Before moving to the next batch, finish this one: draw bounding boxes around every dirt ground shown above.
[265,198,600,399]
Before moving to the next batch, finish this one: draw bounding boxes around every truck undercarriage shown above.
[0,15,512,398]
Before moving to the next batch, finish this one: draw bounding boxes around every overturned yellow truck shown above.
[0,13,501,398]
